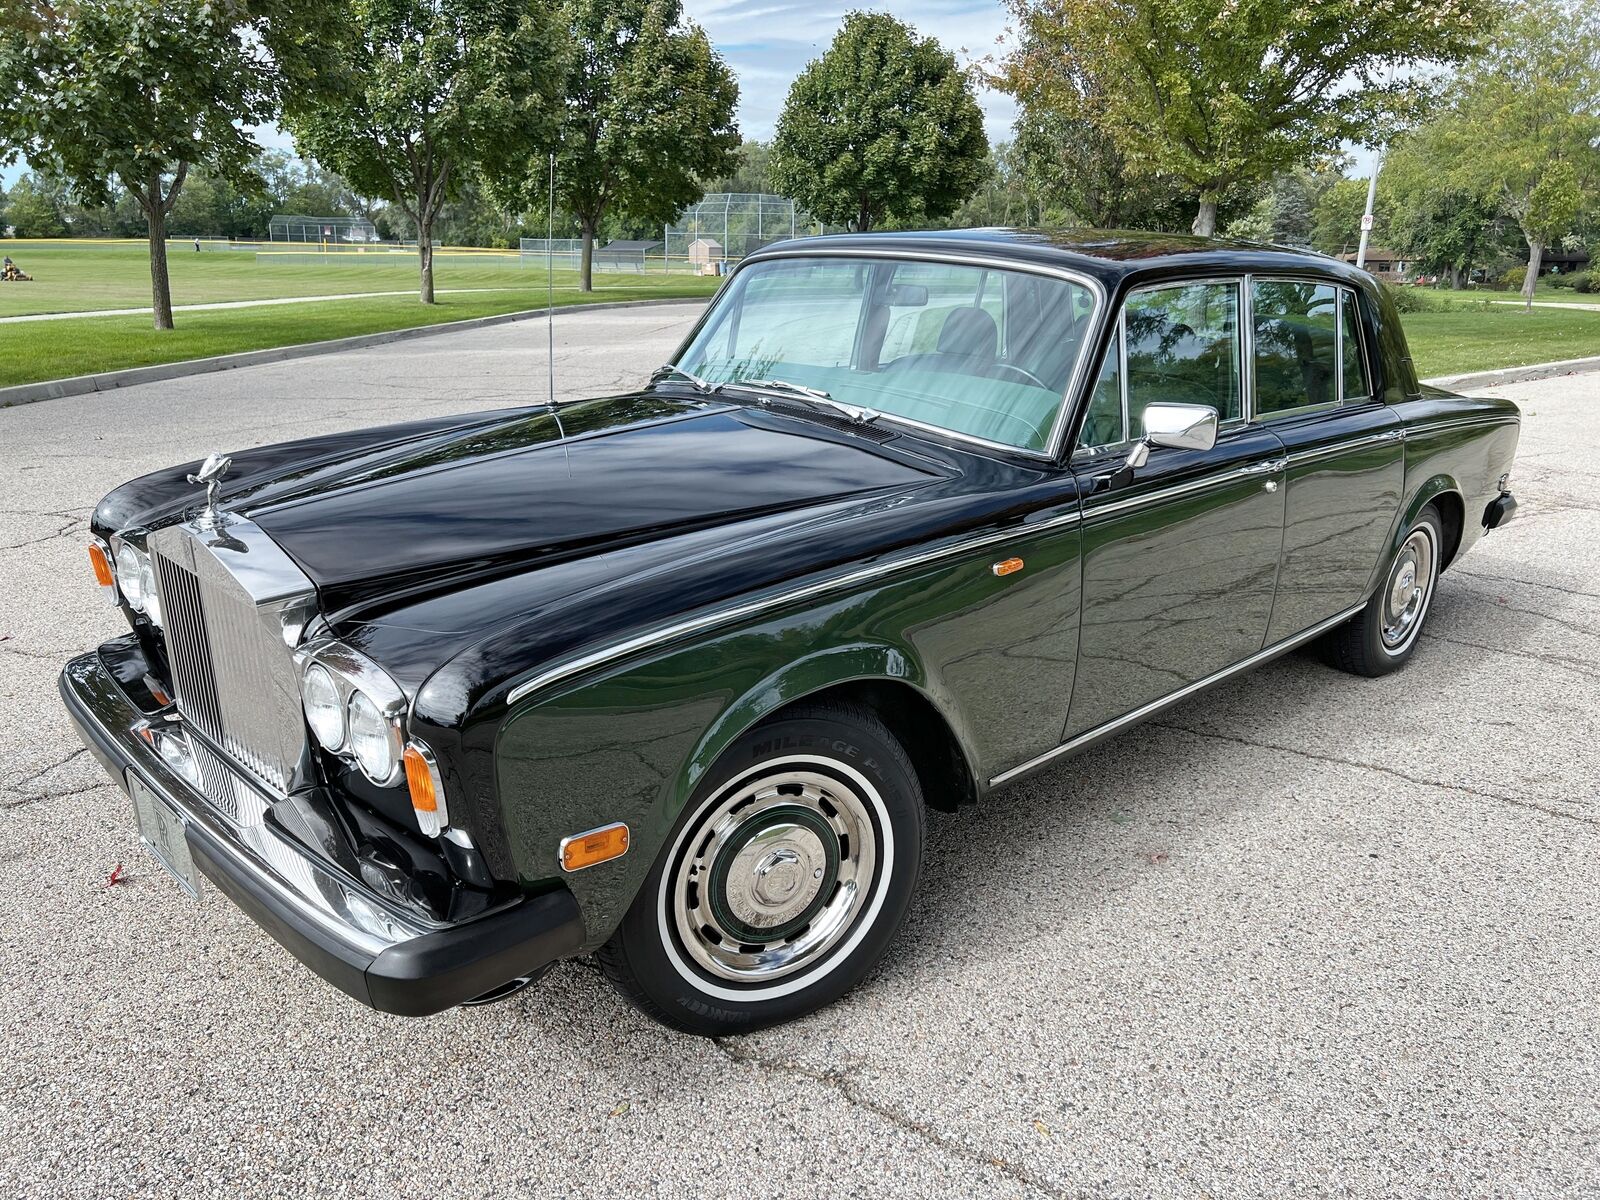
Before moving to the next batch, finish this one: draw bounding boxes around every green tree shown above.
[702,140,773,197]
[1000,0,1495,236]
[282,0,568,302]
[1312,177,1380,256]
[542,0,740,291]
[3,172,67,237]
[769,12,988,233]
[1428,0,1600,304]
[0,0,286,327]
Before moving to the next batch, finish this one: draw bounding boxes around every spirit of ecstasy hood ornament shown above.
[188,452,233,528]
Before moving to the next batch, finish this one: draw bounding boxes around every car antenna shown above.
[546,151,570,474]
[547,151,556,411]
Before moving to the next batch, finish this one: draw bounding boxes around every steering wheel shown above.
[990,362,1050,389]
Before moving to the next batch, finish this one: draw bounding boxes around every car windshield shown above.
[673,256,1100,453]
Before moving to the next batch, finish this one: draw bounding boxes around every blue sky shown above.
[683,0,1017,142]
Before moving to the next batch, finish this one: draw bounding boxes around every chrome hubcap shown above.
[670,768,878,984]
[1382,528,1435,650]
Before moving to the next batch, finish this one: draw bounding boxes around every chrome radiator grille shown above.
[152,535,309,795]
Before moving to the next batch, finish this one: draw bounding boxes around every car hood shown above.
[230,394,941,616]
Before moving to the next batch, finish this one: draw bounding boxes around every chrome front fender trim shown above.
[988,597,1370,788]
[505,505,1086,708]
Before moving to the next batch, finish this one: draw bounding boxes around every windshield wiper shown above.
[650,363,721,394]
[731,377,881,425]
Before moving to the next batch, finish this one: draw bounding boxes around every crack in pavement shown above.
[1419,630,1600,680]
[1451,590,1600,640]
[1150,722,1599,830]
[2,747,90,807]
[712,1037,1077,1200]
[1453,568,1600,602]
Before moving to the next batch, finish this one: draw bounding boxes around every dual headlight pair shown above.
[298,645,449,838]
[106,538,163,627]
[299,654,405,788]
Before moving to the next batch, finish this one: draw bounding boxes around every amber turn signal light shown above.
[88,543,115,587]
[991,557,1025,577]
[560,822,630,872]
[403,746,437,812]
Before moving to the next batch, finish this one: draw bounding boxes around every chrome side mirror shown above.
[1126,403,1219,469]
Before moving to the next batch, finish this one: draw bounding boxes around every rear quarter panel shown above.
[1393,392,1521,571]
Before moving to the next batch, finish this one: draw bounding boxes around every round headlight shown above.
[138,557,162,626]
[115,544,145,611]
[346,689,398,783]
[301,665,345,751]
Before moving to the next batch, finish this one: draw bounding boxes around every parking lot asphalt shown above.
[1,302,1596,1199]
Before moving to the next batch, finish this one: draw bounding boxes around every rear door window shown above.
[1252,280,1338,416]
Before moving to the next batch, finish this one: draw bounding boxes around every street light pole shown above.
[1355,149,1382,271]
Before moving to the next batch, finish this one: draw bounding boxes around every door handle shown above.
[1241,458,1288,475]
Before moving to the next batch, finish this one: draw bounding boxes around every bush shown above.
[1383,283,1443,313]
[1572,273,1594,294]
[1501,265,1527,292]
[1547,272,1578,289]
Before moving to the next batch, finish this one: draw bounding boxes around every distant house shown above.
[1339,248,1411,282]
[1543,248,1591,276]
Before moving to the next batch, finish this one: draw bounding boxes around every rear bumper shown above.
[58,649,585,1016]
[1484,491,1517,530]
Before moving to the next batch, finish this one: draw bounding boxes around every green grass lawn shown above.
[0,239,1595,391]
[0,239,698,317]
[1425,285,1600,308]
[1403,304,1600,378]
[0,287,719,390]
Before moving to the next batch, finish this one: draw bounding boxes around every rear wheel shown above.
[1323,505,1443,677]
[598,701,924,1035]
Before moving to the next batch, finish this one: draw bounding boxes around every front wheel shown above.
[1323,504,1443,677]
[598,700,924,1035]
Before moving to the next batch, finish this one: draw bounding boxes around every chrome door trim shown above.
[1080,457,1285,523]
[1407,415,1521,437]
[988,597,1370,787]
[505,504,1086,707]
[672,247,1109,463]
[1285,428,1406,467]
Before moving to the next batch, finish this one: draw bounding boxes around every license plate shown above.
[128,771,201,898]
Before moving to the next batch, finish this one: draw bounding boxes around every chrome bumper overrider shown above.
[59,646,584,1016]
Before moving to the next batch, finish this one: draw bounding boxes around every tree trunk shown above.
[1192,194,1218,238]
[1449,265,1463,291]
[579,217,598,294]
[147,175,174,331]
[418,221,435,304]
[856,198,872,233]
[1523,240,1544,309]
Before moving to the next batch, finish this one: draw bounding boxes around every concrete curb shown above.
[0,297,709,408]
[1423,354,1600,391]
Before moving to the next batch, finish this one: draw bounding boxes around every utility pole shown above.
[1355,149,1382,270]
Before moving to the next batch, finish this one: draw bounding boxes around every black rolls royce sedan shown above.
[61,230,1519,1034]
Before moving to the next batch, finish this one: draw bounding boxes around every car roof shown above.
[743,228,1375,292]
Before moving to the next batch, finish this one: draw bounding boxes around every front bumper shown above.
[58,649,585,1016]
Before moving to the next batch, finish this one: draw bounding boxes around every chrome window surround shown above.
[1248,276,1374,421]
[1074,275,1247,455]
[667,247,1109,463]
[1074,272,1385,456]
[295,637,410,788]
